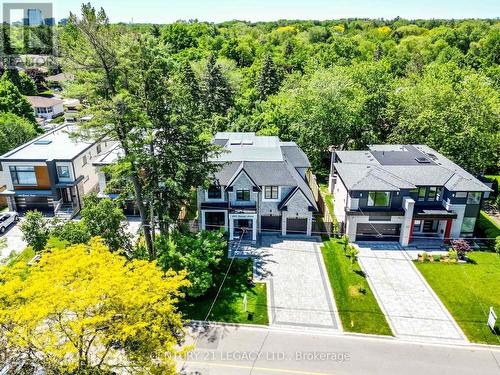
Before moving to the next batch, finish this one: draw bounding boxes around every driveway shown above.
[0,221,26,261]
[356,242,467,344]
[246,235,340,331]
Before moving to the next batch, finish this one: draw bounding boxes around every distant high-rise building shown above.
[44,18,56,26]
[24,9,43,26]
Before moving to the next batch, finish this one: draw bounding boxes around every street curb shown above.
[184,320,500,351]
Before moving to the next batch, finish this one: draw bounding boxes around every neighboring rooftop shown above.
[46,73,75,82]
[334,145,491,192]
[26,95,64,108]
[0,124,93,161]
[93,144,123,166]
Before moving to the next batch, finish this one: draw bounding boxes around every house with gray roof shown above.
[198,132,318,241]
[0,124,115,218]
[328,145,492,245]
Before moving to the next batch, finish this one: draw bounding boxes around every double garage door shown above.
[15,196,52,212]
[356,223,401,241]
[260,216,308,235]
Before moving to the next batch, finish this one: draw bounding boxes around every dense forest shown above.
[83,17,500,176]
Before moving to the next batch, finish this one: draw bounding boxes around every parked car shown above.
[0,211,19,234]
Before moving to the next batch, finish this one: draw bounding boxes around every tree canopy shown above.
[0,238,190,374]
[0,113,39,155]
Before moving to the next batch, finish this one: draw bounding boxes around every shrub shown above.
[495,236,500,256]
[19,211,50,252]
[156,229,227,298]
[50,219,91,245]
[420,252,429,262]
[433,254,442,262]
[451,239,472,260]
[448,249,458,261]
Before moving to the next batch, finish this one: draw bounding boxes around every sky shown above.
[2,0,500,24]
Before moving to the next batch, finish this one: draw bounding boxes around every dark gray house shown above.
[328,145,492,245]
[198,132,318,241]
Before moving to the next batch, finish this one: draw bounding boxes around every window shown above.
[207,185,222,199]
[82,155,87,167]
[426,186,443,202]
[455,192,467,198]
[417,187,426,201]
[56,165,70,179]
[461,217,476,233]
[264,186,279,200]
[466,192,481,205]
[10,166,37,185]
[367,192,391,207]
[236,189,250,201]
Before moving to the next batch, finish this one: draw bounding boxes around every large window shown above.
[56,165,70,179]
[427,186,443,202]
[264,186,279,200]
[367,192,391,207]
[466,192,481,205]
[417,187,426,201]
[461,217,476,233]
[236,189,250,201]
[207,185,222,199]
[10,166,37,186]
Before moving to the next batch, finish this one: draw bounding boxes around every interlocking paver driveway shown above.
[256,235,340,331]
[356,244,467,343]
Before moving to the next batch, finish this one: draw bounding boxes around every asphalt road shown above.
[179,324,500,375]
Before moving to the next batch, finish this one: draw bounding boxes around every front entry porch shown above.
[229,213,257,242]
[409,218,453,244]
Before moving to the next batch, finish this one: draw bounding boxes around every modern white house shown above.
[198,132,318,241]
[328,144,492,245]
[0,124,115,218]
[26,95,65,120]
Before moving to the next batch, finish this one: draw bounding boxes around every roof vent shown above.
[241,140,253,145]
[426,153,438,160]
[34,140,52,145]
[230,140,242,145]
[415,157,430,164]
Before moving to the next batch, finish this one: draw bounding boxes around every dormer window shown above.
[236,189,250,201]
[264,186,279,200]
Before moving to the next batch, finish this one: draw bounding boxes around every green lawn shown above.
[416,252,500,345]
[321,239,392,335]
[1,247,35,267]
[180,258,268,325]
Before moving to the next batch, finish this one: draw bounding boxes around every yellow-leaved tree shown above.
[0,238,190,374]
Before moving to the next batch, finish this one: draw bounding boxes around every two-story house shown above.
[328,145,492,245]
[198,132,318,241]
[0,124,114,218]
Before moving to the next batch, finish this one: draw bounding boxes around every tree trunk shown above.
[130,172,155,259]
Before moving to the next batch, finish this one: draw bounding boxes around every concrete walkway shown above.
[356,244,468,344]
[244,235,341,331]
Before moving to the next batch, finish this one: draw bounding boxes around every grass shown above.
[1,247,35,267]
[321,238,392,335]
[416,252,500,345]
[180,258,268,325]
[477,211,500,239]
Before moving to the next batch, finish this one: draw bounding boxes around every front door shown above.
[62,188,71,203]
[423,220,438,233]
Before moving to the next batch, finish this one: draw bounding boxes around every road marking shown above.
[186,361,331,374]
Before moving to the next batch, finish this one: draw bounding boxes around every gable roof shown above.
[210,132,318,211]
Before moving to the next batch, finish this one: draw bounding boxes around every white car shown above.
[0,211,19,234]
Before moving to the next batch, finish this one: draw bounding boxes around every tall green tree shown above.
[2,70,37,95]
[0,77,35,122]
[386,64,499,174]
[200,54,234,116]
[61,3,154,256]
[257,54,281,100]
[0,113,39,155]
[19,211,50,252]
[80,193,130,251]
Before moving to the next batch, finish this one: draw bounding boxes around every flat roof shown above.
[0,124,94,161]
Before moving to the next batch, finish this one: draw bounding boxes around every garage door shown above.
[15,196,52,212]
[356,223,401,241]
[261,215,281,234]
[286,218,307,235]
